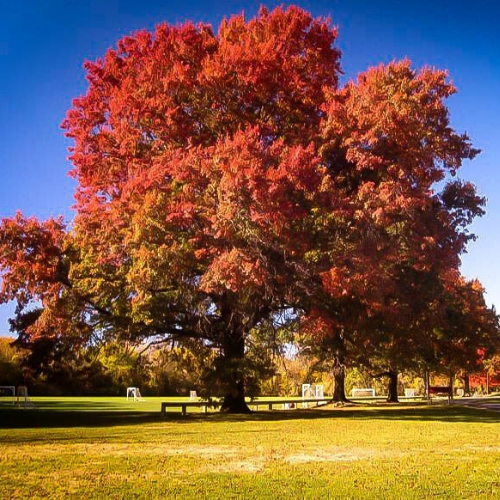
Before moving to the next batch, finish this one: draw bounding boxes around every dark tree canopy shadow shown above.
[1,401,499,431]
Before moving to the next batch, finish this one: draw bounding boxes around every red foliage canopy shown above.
[0,6,492,410]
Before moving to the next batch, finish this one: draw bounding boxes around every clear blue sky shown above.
[0,0,499,336]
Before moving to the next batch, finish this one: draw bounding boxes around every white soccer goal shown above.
[314,385,324,398]
[126,387,145,402]
[302,384,324,399]
[0,386,16,404]
[301,383,325,408]
[16,386,36,409]
[351,388,376,398]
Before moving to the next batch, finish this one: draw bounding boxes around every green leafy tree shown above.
[0,337,25,386]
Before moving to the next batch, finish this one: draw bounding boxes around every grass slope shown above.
[1,398,500,498]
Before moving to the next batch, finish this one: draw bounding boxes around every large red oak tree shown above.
[0,6,490,411]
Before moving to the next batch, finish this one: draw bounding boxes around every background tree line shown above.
[1,296,498,399]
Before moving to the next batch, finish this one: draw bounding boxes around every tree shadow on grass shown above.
[19,400,135,410]
[0,409,164,432]
[186,403,500,426]
[243,405,500,424]
[1,402,499,431]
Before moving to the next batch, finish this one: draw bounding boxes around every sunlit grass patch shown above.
[1,399,500,498]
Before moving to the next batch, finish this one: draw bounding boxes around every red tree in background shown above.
[0,6,493,411]
[430,276,499,387]
[302,61,490,402]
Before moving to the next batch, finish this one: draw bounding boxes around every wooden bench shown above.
[249,398,331,411]
[161,397,332,416]
[161,401,220,416]
[427,385,452,404]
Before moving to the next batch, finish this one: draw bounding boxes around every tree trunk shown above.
[220,378,251,413]
[387,370,399,403]
[332,357,349,402]
[220,328,251,414]
[463,373,470,396]
[371,369,399,402]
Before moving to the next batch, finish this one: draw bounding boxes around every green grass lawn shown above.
[1,398,500,499]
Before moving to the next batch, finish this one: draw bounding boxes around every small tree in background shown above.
[0,337,25,387]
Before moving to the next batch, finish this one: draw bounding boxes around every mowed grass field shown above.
[1,397,500,499]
